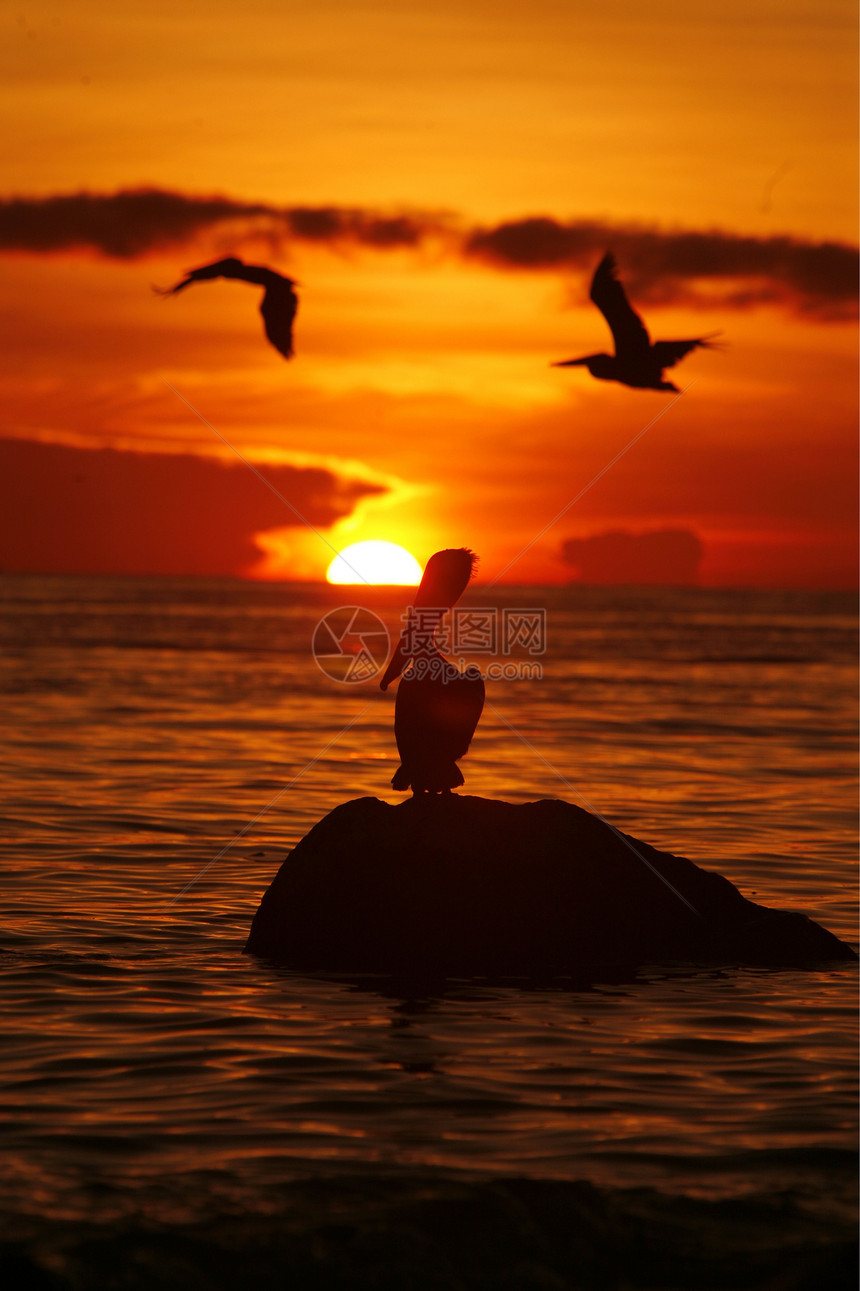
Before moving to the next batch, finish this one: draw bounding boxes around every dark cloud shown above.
[465,220,858,318]
[0,187,855,317]
[284,207,432,248]
[0,189,442,259]
[0,438,384,576]
[465,217,607,269]
[561,529,704,585]
[0,190,271,259]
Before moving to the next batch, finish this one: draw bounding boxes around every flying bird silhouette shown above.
[552,252,716,392]
[380,549,485,795]
[156,257,299,359]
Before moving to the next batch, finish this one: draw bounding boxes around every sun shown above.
[326,540,423,586]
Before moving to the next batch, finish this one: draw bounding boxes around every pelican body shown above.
[553,252,716,392]
[380,549,485,794]
[156,257,299,359]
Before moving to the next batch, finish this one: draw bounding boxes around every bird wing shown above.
[157,258,247,295]
[651,338,709,369]
[156,258,298,360]
[590,253,651,357]
[455,670,485,757]
[259,279,298,359]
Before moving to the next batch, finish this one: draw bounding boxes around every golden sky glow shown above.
[1,0,857,586]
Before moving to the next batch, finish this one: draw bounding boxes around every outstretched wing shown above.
[259,279,298,359]
[155,257,248,296]
[155,257,298,360]
[590,253,651,357]
[651,338,711,369]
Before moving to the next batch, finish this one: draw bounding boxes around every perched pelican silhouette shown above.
[380,549,485,794]
[155,257,298,359]
[552,252,716,392]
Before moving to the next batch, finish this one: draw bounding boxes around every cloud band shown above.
[0,187,855,317]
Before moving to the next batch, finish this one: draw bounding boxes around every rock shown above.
[244,796,857,976]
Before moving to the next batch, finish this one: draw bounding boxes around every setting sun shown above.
[326,540,423,586]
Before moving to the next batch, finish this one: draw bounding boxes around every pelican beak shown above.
[379,632,410,691]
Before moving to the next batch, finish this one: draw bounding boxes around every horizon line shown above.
[0,569,855,595]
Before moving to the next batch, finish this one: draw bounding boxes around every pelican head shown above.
[414,548,477,610]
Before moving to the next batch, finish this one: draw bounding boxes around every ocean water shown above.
[0,576,856,1288]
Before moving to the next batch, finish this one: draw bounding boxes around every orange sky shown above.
[2,0,857,587]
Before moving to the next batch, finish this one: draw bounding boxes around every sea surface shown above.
[1,576,857,1288]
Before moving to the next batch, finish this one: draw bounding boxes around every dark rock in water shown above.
[244,796,857,976]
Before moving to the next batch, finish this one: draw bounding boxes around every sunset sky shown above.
[2,0,857,586]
